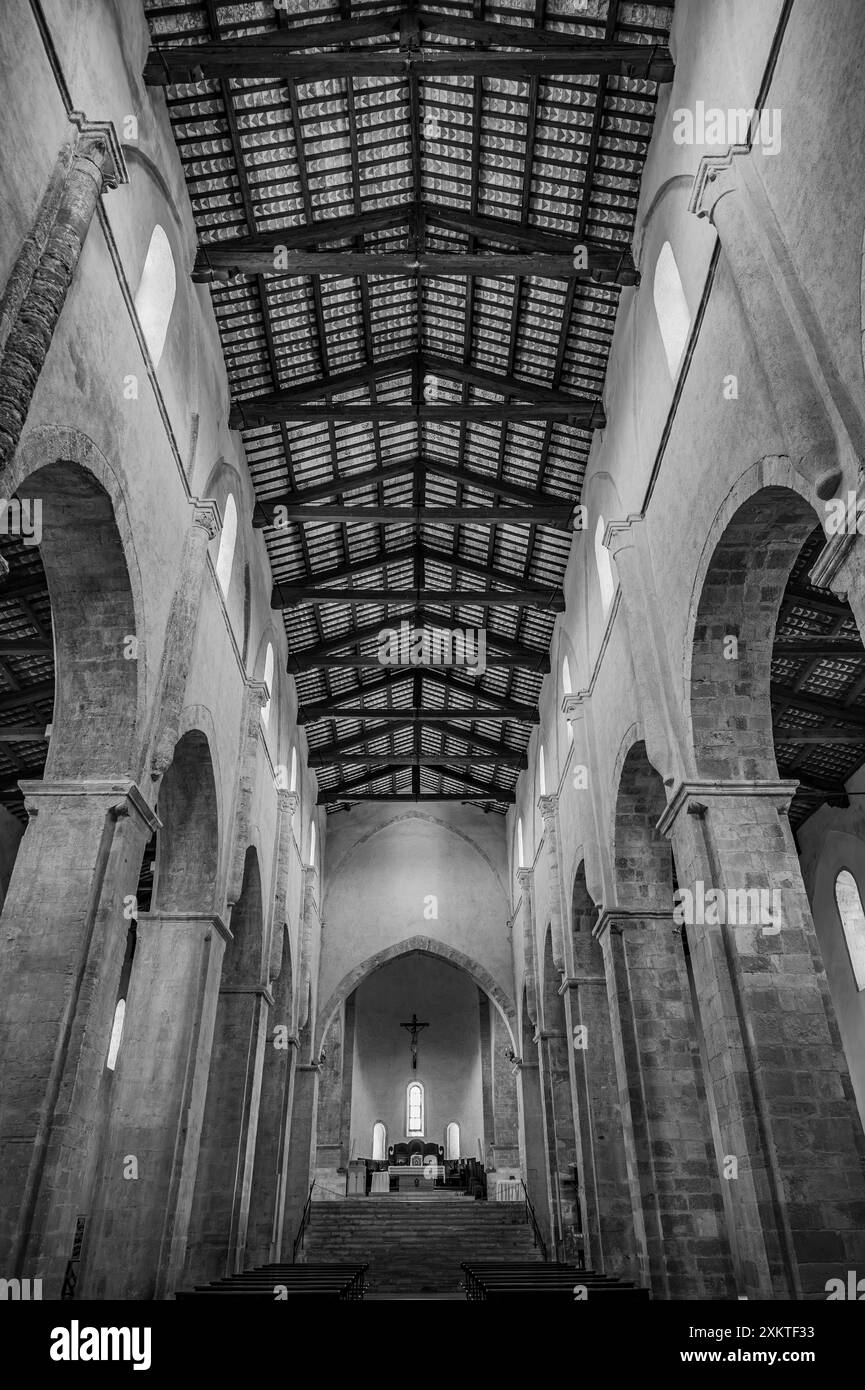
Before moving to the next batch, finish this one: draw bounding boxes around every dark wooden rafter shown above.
[192,199,638,285]
[144,37,674,85]
[275,584,565,610]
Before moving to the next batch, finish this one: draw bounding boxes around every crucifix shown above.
[400,1012,429,1071]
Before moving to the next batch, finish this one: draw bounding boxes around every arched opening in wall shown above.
[0,457,141,917]
[594,516,616,615]
[289,745,297,793]
[185,845,264,1285]
[517,817,525,869]
[215,493,237,598]
[134,224,176,368]
[652,240,690,377]
[538,744,546,796]
[241,565,251,665]
[313,949,507,1199]
[834,870,865,991]
[247,921,294,1265]
[445,1121,460,1159]
[151,730,219,912]
[612,741,733,1297]
[562,655,573,742]
[691,494,865,1144]
[308,818,316,868]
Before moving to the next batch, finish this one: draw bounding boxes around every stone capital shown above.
[219,983,275,1006]
[137,911,231,943]
[277,788,300,815]
[537,792,559,823]
[191,496,222,540]
[19,777,160,834]
[595,906,675,940]
[656,778,799,837]
[247,679,270,710]
[688,143,750,223]
[69,112,129,189]
[516,867,533,893]
[809,525,862,596]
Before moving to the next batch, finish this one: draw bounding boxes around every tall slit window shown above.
[562,656,573,742]
[538,744,546,797]
[407,1081,424,1136]
[445,1121,460,1159]
[260,642,274,729]
[517,817,525,870]
[134,224,176,368]
[653,240,691,377]
[372,1122,387,1161]
[834,868,865,991]
[215,493,237,597]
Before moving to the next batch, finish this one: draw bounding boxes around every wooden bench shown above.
[461,1261,649,1302]
[175,1262,368,1301]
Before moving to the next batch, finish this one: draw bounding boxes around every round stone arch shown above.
[8,424,147,777]
[314,935,518,1059]
[683,457,825,780]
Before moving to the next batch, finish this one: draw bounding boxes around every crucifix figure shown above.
[400,1012,429,1071]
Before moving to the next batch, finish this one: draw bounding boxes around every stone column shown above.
[338,995,356,1171]
[0,121,127,466]
[78,911,230,1299]
[246,789,300,1263]
[517,867,539,1030]
[280,1062,320,1258]
[603,518,689,784]
[490,1010,520,1172]
[148,499,222,779]
[537,794,568,973]
[562,694,610,905]
[661,779,865,1299]
[478,992,494,1163]
[0,779,158,1291]
[689,146,865,498]
[599,907,734,1299]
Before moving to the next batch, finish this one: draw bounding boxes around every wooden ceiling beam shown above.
[275,584,565,610]
[310,752,524,768]
[318,790,515,805]
[300,704,536,726]
[261,502,573,527]
[144,41,674,84]
[298,672,539,724]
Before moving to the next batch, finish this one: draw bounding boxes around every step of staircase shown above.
[300,1197,543,1293]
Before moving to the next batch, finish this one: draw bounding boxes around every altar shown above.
[388,1163,445,1191]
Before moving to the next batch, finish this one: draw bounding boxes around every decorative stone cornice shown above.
[561,693,586,722]
[277,789,300,815]
[688,144,749,222]
[602,513,642,559]
[516,867,533,891]
[595,906,676,940]
[191,496,222,540]
[559,974,606,992]
[247,679,270,709]
[219,984,275,1006]
[69,113,129,188]
[537,793,559,822]
[137,912,230,942]
[656,778,799,837]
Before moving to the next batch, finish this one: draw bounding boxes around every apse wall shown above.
[319,802,514,1045]
[349,954,484,1159]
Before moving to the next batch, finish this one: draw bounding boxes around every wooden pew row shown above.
[461,1261,650,1301]
[175,1262,368,1301]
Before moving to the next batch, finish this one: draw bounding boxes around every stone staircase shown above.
[300,1195,542,1294]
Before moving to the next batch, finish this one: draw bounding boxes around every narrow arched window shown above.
[309,819,316,869]
[445,1121,460,1159]
[372,1122,387,1161]
[562,655,573,742]
[517,817,525,870]
[134,224,176,367]
[834,869,865,991]
[538,744,546,797]
[216,493,237,597]
[261,642,275,729]
[407,1081,424,1136]
[653,240,691,377]
[595,515,616,615]
[289,745,298,792]
[106,997,126,1071]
